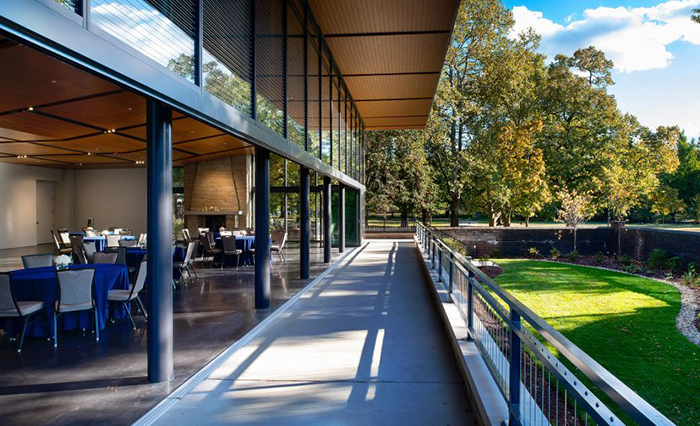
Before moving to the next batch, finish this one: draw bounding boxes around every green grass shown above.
[494,260,700,425]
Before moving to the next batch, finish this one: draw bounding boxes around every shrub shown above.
[622,263,644,275]
[648,248,668,270]
[681,271,699,287]
[567,250,580,262]
[549,248,561,260]
[490,248,502,258]
[666,256,684,274]
[620,254,632,266]
[527,247,541,258]
[688,261,700,275]
[594,251,605,264]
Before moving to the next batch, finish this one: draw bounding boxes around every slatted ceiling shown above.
[175,134,249,155]
[0,111,96,140]
[41,92,145,129]
[345,73,439,100]
[35,154,128,164]
[119,117,222,143]
[41,133,146,153]
[356,98,434,117]
[363,116,428,128]
[0,44,118,113]
[0,142,76,156]
[308,0,458,34]
[0,127,48,141]
[0,156,70,166]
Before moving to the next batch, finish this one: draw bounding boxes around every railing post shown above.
[467,270,474,332]
[448,251,454,294]
[437,244,443,282]
[509,310,522,426]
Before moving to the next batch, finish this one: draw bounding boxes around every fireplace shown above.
[205,215,226,231]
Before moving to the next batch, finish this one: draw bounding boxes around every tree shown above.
[693,9,700,23]
[650,185,685,223]
[557,190,595,252]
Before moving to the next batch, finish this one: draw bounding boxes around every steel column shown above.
[254,145,271,309]
[300,166,310,279]
[323,176,331,263]
[338,183,345,253]
[146,100,173,383]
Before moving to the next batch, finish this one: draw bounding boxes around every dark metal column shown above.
[254,145,271,309]
[323,176,331,263]
[146,100,173,383]
[300,166,310,279]
[338,183,345,253]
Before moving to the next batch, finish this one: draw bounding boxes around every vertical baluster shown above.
[448,251,454,294]
[509,310,521,425]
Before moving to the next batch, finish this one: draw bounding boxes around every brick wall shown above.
[441,226,700,263]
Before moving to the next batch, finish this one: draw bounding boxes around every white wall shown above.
[0,163,62,249]
[0,165,147,249]
[75,168,147,235]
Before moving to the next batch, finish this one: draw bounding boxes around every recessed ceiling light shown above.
[127,107,133,111]
[51,80,57,84]
[27,107,33,111]
[190,131,195,134]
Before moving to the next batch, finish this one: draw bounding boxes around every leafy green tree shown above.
[557,190,595,251]
[650,185,685,223]
[693,9,700,23]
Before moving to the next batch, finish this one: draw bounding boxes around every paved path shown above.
[150,241,472,426]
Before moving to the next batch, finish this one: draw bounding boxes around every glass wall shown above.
[321,58,332,165]
[91,0,196,82]
[256,0,285,135]
[286,0,305,149]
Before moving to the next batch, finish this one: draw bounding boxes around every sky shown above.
[502,0,700,140]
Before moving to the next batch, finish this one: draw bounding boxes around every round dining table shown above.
[10,263,129,337]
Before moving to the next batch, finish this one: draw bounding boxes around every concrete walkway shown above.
[149,241,472,426]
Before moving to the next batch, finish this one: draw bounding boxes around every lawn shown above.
[494,260,700,425]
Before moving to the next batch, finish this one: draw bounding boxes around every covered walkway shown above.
[145,240,472,425]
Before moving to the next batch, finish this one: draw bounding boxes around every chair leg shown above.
[53,313,58,348]
[94,308,100,342]
[17,316,29,353]
[136,296,148,320]
[190,265,198,280]
[125,302,136,330]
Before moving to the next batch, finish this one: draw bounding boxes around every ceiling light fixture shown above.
[27,107,34,111]
[50,80,57,84]
[16,155,27,159]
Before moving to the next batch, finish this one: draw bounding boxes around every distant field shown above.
[367,217,700,232]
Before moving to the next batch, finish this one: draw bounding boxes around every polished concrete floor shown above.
[149,241,472,426]
[0,242,350,426]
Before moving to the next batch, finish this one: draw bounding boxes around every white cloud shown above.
[512,0,700,73]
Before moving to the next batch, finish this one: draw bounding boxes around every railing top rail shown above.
[415,221,675,426]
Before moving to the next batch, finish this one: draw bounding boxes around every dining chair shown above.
[84,229,98,237]
[106,235,120,248]
[93,252,118,264]
[69,235,84,249]
[119,229,132,236]
[221,236,242,270]
[0,273,46,352]
[58,230,71,247]
[204,232,221,267]
[72,245,88,265]
[51,230,72,256]
[182,228,192,243]
[21,254,54,269]
[138,233,147,246]
[118,239,137,248]
[54,268,98,347]
[271,231,288,263]
[82,242,97,263]
[108,260,147,329]
[103,247,127,265]
[113,228,123,235]
[174,242,196,285]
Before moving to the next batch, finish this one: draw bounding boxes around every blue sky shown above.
[503,0,700,140]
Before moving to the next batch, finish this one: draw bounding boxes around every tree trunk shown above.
[450,192,460,227]
[400,209,409,228]
[524,216,530,227]
[573,227,577,252]
[421,208,428,225]
[501,211,511,227]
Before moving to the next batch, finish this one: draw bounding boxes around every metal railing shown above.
[415,222,674,426]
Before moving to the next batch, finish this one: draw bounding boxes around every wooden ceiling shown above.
[0,37,252,169]
[308,0,459,130]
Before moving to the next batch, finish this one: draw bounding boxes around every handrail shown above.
[415,221,675,426]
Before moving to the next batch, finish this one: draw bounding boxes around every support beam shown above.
[146,100,173,383]
[323,176,332,263]
[338,184,345,253]
[255,145,271,309]
[300,166,310,279]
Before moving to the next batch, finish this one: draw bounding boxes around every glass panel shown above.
[339,88,346,174]
[202,0,253,115]
[54,0,82,14]
[256,0,284,135]
[307,26,320,158]
[286,2,305,149]
[321,62,332,165]
[332,75,341,171]
[91,0,196,82]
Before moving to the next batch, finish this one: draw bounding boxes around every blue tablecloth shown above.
[215,236,256,266]
[126,247,185,280]
[84,235,136,251]
[10,264,129,337]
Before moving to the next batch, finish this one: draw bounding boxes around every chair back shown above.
[72,245,88,264]
[103,247,127,265]
[82,242,97,263]
[55,268,95,311]
[59,231,71,246]
[113,228,123,235]
[120,229,133,236]
[0,273,19,315]
[85,229,98,237]
[222,235,236,252]
[206,232,216,249]
[183,241,195,263]
[93,252,118,264]
[220,230,232,237]
[106,235,120,247]
[131,260,148,295]
[51,230,62,250]
[279,232,288,250]
[182,228,191,243]
[69,235,84,248]
[119,239,137,247]
[22,254,54,269]
[138,233,147,246]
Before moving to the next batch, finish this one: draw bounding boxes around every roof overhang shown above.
[308,0,459,130]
